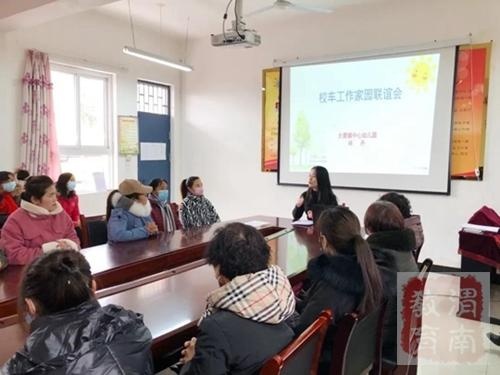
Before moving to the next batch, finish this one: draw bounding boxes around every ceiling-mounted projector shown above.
[211,0,261,48]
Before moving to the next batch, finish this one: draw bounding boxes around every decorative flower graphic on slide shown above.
[293,112,312,166]
[407,55,437,92]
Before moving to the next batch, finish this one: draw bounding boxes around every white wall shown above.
[0,10,184,216]
[181,0,500,268]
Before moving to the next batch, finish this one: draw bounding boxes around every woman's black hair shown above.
[16,169,30,181]
[149,178,167,191]
[306,166,338,206]
[205,223,270,280]
[56,173,75,198]
[379,192,412,218]
[21,175,54,203]
[0,171,12,184]
[318,206,383,316]
[180,176,200,199]
[19,250,94,319]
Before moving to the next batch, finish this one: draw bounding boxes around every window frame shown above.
[51,62,115,191]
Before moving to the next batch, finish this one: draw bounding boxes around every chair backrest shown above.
[80,215,108,248]
[0,214,8,229]
[260,310,332,375]
[330,301,387,375]
[418,258,433,279]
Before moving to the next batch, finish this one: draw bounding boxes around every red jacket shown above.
[0,201,80,265]
[0,193,18,215]
[58,194,81,225]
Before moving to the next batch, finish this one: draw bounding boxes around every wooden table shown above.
[0,226,320,370]
[0,216,290,323]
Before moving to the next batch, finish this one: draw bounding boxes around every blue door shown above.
[137,111,170,196]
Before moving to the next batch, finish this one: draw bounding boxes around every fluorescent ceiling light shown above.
[122,46,193,72]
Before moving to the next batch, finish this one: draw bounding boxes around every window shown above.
[51,64,113,193]
[137,80,170,115]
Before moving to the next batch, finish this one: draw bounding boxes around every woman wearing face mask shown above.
[180,176,220,230]
[0,171,19,215]
[106,179,158,242]
[0,176,80,265]
[293,166,338,221]
[2,250,153,374]
[56,173,81,228]
[148,178,181,233]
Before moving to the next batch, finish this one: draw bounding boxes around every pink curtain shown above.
[20,50,60,178]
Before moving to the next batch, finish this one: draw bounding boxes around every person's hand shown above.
[146,222,158,235]
[180,337,197,364]
[296,196,304,207]
[306,210,313,220]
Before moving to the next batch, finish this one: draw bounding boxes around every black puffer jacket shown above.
[2,300,153,374]
[294,252,396,374]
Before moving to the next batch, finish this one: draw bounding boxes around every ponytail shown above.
[106,189,119,221]
[318,206,384,316]
[180,179,188,199]
[352,235,383,316]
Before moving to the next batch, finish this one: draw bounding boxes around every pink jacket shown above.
[0,200,80,265]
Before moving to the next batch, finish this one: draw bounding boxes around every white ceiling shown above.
[97,0,390,41]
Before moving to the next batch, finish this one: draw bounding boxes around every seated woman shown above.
[293,206,388,373]
[0,171,18,216]
[364,200,418,273]
[149,178,181,233]
[56,173,81,228]
[379,191,425,257]
[179,223,295,374]
[292,166,338,221]
[106,179,158,242]
[0,176,79,265]
[180,176,220,230]
[2,249,153,374]
[364,200,418,364]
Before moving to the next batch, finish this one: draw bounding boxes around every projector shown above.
[211,29,261,48]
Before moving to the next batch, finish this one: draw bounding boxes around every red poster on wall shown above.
[451,43,491,180]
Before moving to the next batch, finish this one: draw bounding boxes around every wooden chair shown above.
[260,310,332,375]
[79,214,108,248]
[330,301,387,375]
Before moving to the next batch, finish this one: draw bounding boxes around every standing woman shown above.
[0,171,19,215]
[2,250,153,374]
[56,173,81,228]
[149,178,181,233]
[0,176,79,265]
[292,166,338,221]
[180,176,220,230]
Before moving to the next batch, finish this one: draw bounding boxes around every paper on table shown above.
[462,223,499,234]
[140,142,166,161]
[244,220,270,228]
[292,219,314,226]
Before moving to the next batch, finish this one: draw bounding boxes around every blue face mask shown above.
[2,181,16,193]
[67,181,77,191]
[158,189,169,202]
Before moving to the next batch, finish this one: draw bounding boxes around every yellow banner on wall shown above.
[261,68,280,172]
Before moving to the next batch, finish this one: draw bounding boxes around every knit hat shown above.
[118,179,152,196]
